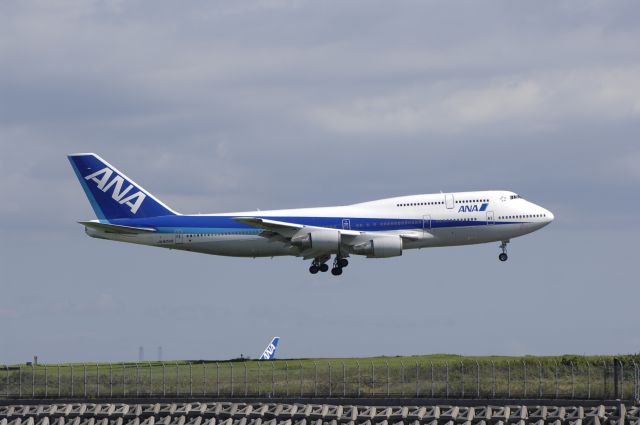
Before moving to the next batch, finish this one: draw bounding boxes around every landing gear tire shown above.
[498,240,510,262]
[309,265,319,274]
[319,263,329,273]
[337,258,349,268]
[498,253,508,262]
[331,267,343,276]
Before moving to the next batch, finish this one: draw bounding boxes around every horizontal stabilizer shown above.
[79,221,156,234]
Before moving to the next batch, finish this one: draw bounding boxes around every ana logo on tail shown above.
[84,167,146,214]
[259,337,280,360]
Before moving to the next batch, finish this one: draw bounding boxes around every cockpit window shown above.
[510,194,522,200]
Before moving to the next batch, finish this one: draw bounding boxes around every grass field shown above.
[1,354,639,399]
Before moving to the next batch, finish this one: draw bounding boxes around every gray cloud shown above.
[1,0,639,364]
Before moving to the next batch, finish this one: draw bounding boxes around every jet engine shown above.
[290,229,341,253]
[351,236,403,258]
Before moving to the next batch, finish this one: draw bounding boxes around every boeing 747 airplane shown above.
[68,153,554,275]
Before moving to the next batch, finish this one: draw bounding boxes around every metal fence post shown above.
[476,361,480,398]
[258,361,262,396]
[587,361,591,399]
[400,361,405,397]
[299,361,303,397]
[538,362,542,398]
[507,361,511,398]
[620,360,624,400]
[122,362,126,397]
[445,362,449,399]
[189,362,193,397]
[148,361,152,396]
[58,364,61,398]
[83,363,87,398]
[357,361,361,397]
[603,359,608,398]
[96,363,100,397]
[491,361,495,398]
[135,363,140,397]
[554,361,558,399]
[415,362,419,397]
[19,365,22,398]
[175,361,179,397]
[371,361,375,396]
[244,363,248,397]
[44,365,48,398]
[109,363,113,398]
[162,362,166,397]
[216,363,219,397]
[31,363,35,397]
[430,362,434,398]
[286,362,290,397]
[571,362,575,399]
[203,363,207,396]
[314,362,318,397]
[71,365,74,398]
[342,362,346,397]
[523,361,527,398]
[460,361,464,398]
[386,361,390,396]
[328,362,332,397]
[271,362,275,396]
[5,365,8,398]
[230,363,234,397]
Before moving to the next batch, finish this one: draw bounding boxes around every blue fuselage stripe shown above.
[109,215,524,234]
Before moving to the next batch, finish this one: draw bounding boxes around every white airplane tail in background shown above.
[259,337,280,360]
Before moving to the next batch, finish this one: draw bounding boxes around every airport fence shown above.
[0,359,638,400]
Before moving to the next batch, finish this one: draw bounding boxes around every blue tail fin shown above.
[68,153,178,221]
[259,337,280,360]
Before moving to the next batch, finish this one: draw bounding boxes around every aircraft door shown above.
[486,211,495,225]
[175,230,184,244]
[422,215,431,234]
[342,219,351,230]
[445,194,455,209]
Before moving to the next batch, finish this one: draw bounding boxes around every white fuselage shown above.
[87,190,554,258]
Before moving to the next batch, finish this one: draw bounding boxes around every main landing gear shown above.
[331,257,348,276]
[309,255,330,274]
[498,240,509,262]
[308,256,348,276]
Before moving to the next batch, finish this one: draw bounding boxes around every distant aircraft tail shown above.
[259,337,280,360]
[68,153,178,221]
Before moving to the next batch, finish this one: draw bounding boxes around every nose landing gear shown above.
[498,240,509,262]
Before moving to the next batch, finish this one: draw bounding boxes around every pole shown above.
[371,361,375,396]
[538,362,542,398]
[507,361,511,398]
[445,362,449,399]
[328,362,332,397]
[162,363,166,397]
[176,361,179,397]
[44,365,48,398]
[476,361,480,398]
[357,361,361,397]
[491,361,495,398]
[148,361,152,396]
[342,362,346,397]
[314,361,318,397]
[109,363,113,398]
[244,363,248,397]
[58,364,61,398]
[271,362,275,396]
[189,362,193,397]
[299,361,303,397]
[83,363,87,398]
[460,361,464,398]
[571,362,575,399]
[415,362,419,397]
[216,363,219,397]
[32,363,35,397]
[122,362,125,397]
[96,363,99,397]
[230,363,234,397]
[135,363,139,397]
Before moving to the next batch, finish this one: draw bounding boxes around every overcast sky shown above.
[1,0,639,365]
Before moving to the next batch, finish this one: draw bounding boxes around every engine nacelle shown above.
[351,236,403,258]
[290,229,341,253]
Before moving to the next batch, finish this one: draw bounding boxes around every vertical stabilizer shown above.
[68,153,178,221]
[259,337,280,360]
